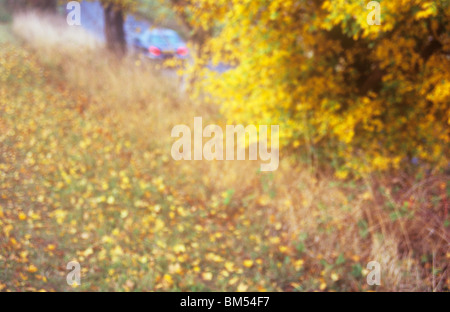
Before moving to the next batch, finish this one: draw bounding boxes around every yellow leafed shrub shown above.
[178,0,450,176]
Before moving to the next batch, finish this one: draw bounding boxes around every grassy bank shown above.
[0,12,448,292]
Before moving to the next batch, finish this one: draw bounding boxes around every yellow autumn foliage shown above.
[177,0,450,176]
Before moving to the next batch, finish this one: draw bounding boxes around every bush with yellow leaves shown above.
[178,0,450,177]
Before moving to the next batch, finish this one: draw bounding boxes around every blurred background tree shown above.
[5,0,57,12]
[100,0,134,57]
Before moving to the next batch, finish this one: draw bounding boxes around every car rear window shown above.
[143,31,183,46]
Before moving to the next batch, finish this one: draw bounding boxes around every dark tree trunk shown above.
[7,0,57,12]
[103,3,126,58]
[37,0,57,12]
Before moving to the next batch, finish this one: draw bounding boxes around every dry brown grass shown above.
[9,11,448,291]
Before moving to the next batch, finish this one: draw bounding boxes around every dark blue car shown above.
[132,28,189,60]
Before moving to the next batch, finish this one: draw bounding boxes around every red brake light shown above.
[177,47,188,56]
[149,46,161,56]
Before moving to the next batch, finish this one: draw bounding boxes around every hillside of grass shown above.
[0,13,448,292]
[0,23,15,44]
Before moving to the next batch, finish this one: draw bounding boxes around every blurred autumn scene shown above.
[0,0,449,292]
